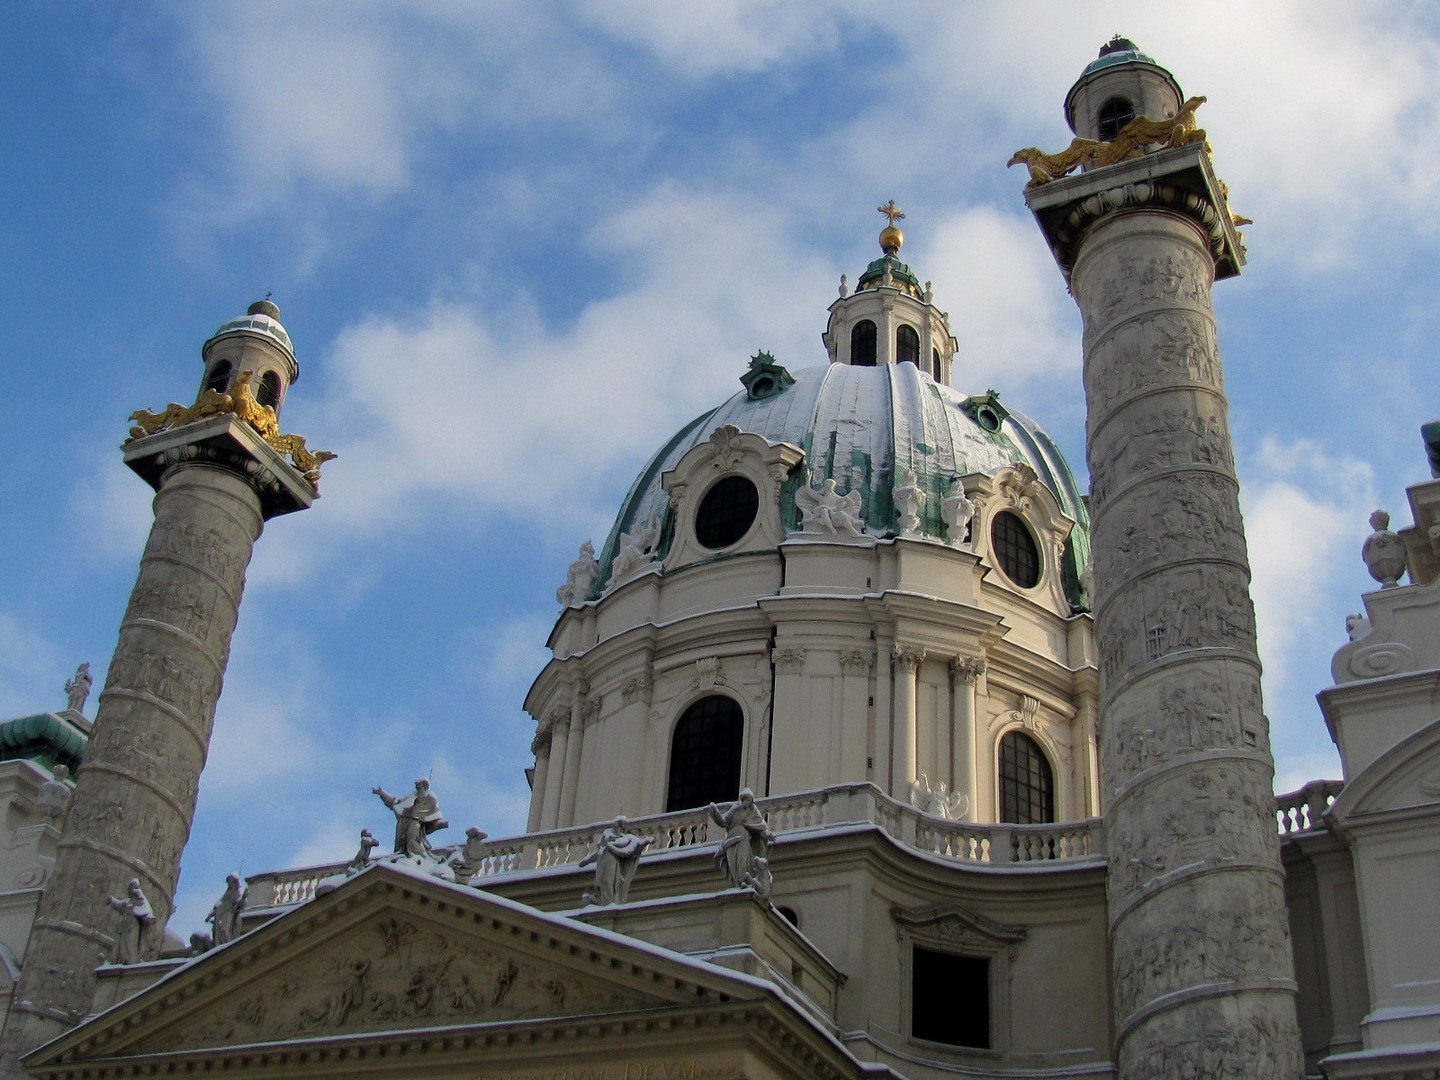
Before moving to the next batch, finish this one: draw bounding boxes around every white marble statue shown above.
[893,469,926,535]
[909,773,970,820]
[556,541,600,606]
[346,828,379,875]
[578,816,654,905]
[35,764,73,825]
[106,879,155,965]
[609,519,660,585]
[1362,509,1408,588]
[444,826,490,884]
[794,475,866,538]
[940,478,975,543]
[373,778,449,858]
[206,873,247,946]
[708,789,775,893]
[64,662,92,714]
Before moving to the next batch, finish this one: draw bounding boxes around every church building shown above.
[0,39,1435,1080]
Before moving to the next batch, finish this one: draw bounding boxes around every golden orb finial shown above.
[877,200,905,255]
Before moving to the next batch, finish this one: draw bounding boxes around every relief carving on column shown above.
[1098,572,1257,685]
[892,645,926,673]
[1092,473,1246,577]
[1085,313,1221,409]
[1090,407,1236,506]
[1093,249,1211,325]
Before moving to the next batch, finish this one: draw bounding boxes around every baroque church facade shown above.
[0,39,1435,1080]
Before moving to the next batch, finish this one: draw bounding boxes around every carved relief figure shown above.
[794,474,866,537]
[708,788,775,892]
[578,816,654,905]
[206,873,248,946]
[373,778,449,858]
[64,662,92,713]
[556,541,599,606]
[106,879,156,964]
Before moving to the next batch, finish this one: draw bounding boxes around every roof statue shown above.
[578,816,653,905]
[63,662,91,714]
[372,778,449,859]
[794,474,866,538]
[708,789,774,895]
[1006,95,1208,187]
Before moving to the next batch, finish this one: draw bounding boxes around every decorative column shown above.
[2,301,326,1068]
[1021,130,1301,1077]
[891,645,925,793]
[769,646,807,793]
[871,631,894,790]
[839,649,873,780]
[539,706,570,830]
[556,687,588,827]
[949,657,985,819]
[526,728,552,833]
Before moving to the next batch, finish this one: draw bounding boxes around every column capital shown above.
[1022,143,1244,284]
[893,644,927,672]
[949,655,987,685]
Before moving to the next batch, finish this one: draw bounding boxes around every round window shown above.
[991,510,1041,588]
[695,475,759,549]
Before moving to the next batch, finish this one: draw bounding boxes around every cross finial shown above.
[877,200,906,227]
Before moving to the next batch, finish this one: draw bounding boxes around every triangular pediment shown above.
[34,864,762,1068]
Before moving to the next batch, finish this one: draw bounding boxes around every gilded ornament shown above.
[127,370,336,489]
[1007,96,1210,187]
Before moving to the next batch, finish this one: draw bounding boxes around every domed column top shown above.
[1065,36,1184,144]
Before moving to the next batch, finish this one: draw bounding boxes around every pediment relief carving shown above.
[49,869,726,1065]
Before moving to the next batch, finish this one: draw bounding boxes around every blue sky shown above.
[3,2,1438,934]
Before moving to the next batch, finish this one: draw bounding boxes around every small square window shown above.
[912,946,990,1048]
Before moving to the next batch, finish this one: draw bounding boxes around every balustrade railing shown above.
[247,779,1343,910]
[1276,779,1344,835]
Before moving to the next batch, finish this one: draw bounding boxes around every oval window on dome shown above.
[695,475,759,549]
[991,510,1041,588]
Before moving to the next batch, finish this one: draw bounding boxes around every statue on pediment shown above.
[207,873,248,946]
[106,878,155,964]
[373,778,449,858]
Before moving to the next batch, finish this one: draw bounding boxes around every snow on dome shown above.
[596,362,1091,607]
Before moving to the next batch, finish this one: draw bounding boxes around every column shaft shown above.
[1075,209,1300,1077]
[4,463,263,1060]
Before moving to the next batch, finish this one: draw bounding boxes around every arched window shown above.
[1098,97,1135,142]
[931,348,941,378]
[666,695,744,811]
[851,320,877,367]
[204,360,232,395]
[897,325,920,366]
[257,370,282,410]
[998,731,1054,824]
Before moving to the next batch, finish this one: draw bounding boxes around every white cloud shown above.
[0,614,66,717]
[286,185,834,542]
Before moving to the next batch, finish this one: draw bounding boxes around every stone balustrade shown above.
[243,783,1105,911]
[245,780,1342,911]
[1276,779,1344,835]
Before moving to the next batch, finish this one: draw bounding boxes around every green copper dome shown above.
[1077,36,1168,80]
[595,363,1091,610]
